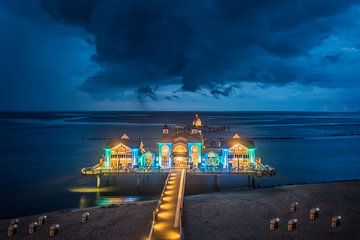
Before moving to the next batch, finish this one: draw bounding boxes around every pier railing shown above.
[81,165,275,177]
[81,167,170,176]
[175,169,186,238]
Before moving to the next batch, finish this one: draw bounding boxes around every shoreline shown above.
[1,178,358,221]
[1,180,359,239]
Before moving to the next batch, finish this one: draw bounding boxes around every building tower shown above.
[192,114,203,127]
[163,124,169,135]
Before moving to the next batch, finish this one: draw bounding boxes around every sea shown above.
[0,111,359,218]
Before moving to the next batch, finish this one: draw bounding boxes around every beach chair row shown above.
[6,212,90,237]
[270,202,341,231]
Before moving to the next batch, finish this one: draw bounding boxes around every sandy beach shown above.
[1,181,359,240]
[184,180,360,240]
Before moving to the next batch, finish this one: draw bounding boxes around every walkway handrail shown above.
[175,169,186,240]
[174,169,186,228]
[148,171,172,240]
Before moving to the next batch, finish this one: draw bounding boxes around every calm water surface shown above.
[0,112,359,218]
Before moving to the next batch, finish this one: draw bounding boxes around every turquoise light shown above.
[221,148,229,169]
[105,148,111,168]
[249,148,256,165]
[204,151,221,166]
[158,143,172,167]
[131,148,139,166]
[188,142,202,164]
[139,151,156,169]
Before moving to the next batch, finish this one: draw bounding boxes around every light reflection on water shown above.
[69,186,114,193]
[79,193,148,208]
[96,196,142,206]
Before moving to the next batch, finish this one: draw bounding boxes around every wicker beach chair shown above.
[8,224,18,237]
[38,215,47,225]
[288,219,298,231]
[29,222,38,234]
[49,224,60,237]
[290,202,298,212]
[82,212,90,223]
[309,207,320,220]
[269,218,280,230]
[332,216,341,228]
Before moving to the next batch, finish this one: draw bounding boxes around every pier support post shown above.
[143,175,147,194]
[252,175,256,188]
[256,176,261,188]
[215,175,221,192]
[247,175,251,188]
[97,175,101,188]
[137,175,141,194]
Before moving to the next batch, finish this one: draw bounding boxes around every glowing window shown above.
[117,146,127,153]
[174,145,187,153]
[231,145,248,154]
[162,145,169,154]
[191,145,198,153]
[208,152,216,158]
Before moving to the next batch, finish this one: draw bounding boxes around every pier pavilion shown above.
[81,115,275,240]
[93,115,259,171]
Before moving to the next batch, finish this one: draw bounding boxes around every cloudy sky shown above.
[0,0,360,111]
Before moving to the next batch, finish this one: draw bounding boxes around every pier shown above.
[80,114,276,239]
[148,168,186,240]
[81,166,274,189]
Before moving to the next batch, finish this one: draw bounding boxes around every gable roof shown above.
[225,138,255,149]
[106,136,141,149]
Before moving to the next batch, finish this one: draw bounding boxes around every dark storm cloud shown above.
[137,86,157,101]
[325,54,340,63]
[39,0,360,99]
[210,84,239,99]
[165,95,180,101]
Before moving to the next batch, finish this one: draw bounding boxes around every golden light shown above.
[173,145,187,153]
[162,196,172,202]
[164,190,175,195]
[160,203,172,210]
[164,230,181,239]
[157,211,173,219]
[68,187,113,193]
[153,222,167,231]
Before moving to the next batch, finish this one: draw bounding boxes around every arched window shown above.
[145,153,152,166]
[234,146,242,154]
[117,146,127,153]
[161,145,170,167]
[191,145,198,153]
[205,152,219,166]
[162,145,169,156]
[191,145,199,165]
[208,152,216,158]
[230,145,248,155]
[174,145,187,153]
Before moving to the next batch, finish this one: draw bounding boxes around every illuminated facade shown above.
[100,115,257,170]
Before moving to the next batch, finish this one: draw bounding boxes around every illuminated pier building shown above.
[99,115,259,171]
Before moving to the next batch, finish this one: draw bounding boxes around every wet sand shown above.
[1,181,359,240]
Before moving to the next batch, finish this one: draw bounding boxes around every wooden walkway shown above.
[148,168,186,240]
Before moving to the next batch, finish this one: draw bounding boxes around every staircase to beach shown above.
[148,168,186,240]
